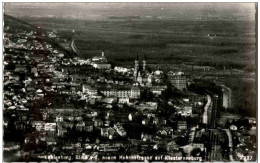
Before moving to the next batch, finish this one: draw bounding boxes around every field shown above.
[20,16,256,72]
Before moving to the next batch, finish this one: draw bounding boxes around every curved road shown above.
[223,129,234,161]
[203,95,211,124]
[70,39,79,54]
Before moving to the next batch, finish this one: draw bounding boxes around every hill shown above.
[4,14,76,58]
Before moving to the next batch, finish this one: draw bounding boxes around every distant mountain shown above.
[4,3,255,21]
[4,14,38,30]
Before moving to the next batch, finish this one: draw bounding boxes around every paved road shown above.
[70,39,79,54]
[223,129,234,161]
[203,95,211,124]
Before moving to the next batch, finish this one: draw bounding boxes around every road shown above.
[208,129,222,161]
[70,39,79,54]
[223,129,234,161]
[202,95,211,124]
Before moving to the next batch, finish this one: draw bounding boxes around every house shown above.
[82,85,98,95]
[98,143,123,152]
[157,127,173,136]
[142,118,150,125]
[70,74,87,82]
[151,117,159,125]
[62,59,71,65]
[192,143,205,149]
[167,141,179,152]
[83,143,95,150]
[118,98,129,104]
[15,66,27,73]
[114,66,129,73]
[93,118,103,127]
[230,125,238,131]
[177,121,187,130]
[85,121,94,132]
[34,89,45,100]
[76,121,85,132]
[57,124,67,137]
[176,105,192,117]
[32,121,56,131]
[56,114,64,122]
[44,123,57,131]
[46,135,57,146]
[103,119,111,127]
[102,97,117,104]
[32,121,56,132]
[150,85,167,95]
[73,113,83,121]
[101,127,116,139]
[141,132,153,142]
[113,123,126,137]
[134,102,158,112]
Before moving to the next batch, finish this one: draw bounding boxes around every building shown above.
[134,102,158,112]
[133,54,147,82]
[118,98,129,104]
[176,105,192,117]
[150,85,167,95]
[100,127,116,139]
[91,51,111,70]
[143,54,146,71]
[99,86,140,99]
[113,123,126,137]
[210,95,219,129]
[93,63,111,70]
[168,71,187,91]
[221,85,232,109]
[98,143,123,152]
[32,121,56,132]
[177,121,187,130]
[133,54,140,81]
[131,86,141,99]
[114,66,129,73]
[82,85,98,95]
[56,113,64,122]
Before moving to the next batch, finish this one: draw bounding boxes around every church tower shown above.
[143,54,147,71]
[134,54,139,81]
[137,71,142,84]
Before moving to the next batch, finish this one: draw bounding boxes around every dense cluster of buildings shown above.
[3,20,256,162]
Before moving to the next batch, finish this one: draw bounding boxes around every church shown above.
[133,54,151,86]
[91,51,111,70]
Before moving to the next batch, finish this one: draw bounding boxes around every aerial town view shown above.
[3,2,257,162]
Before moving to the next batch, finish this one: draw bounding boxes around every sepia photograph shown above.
[2,2,257,162]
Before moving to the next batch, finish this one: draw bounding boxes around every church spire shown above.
[143,54,147,71]
[134,53,139,81]
[136,53,139,60]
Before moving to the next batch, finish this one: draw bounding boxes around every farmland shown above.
[19,16,256,71]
